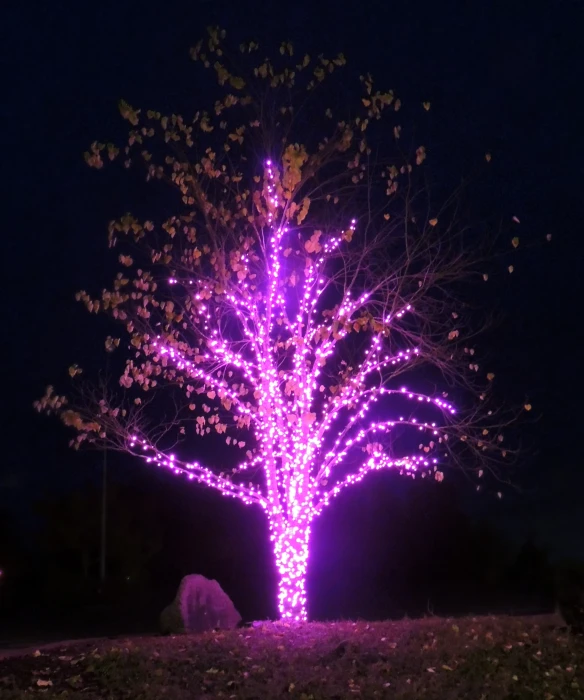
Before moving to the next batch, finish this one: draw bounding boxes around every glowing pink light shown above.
[122,158,461,622]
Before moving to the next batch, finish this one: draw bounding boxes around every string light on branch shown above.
[38,38,531,627]
[118,158,458,621]
[128,435,268,508]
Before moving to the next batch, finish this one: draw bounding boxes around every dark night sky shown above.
[2,0,582,559]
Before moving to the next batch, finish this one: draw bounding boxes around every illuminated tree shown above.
[35,29,533,621]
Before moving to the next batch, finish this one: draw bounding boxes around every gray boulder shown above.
[160,574,241,634]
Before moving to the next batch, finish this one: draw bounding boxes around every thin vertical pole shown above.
[99,355,109,585]
[100,445,107,583]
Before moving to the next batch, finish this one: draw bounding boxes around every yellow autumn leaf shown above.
[229,76,245,89]
[305,230,322,253]
[282,143,308,195]
[297,197,311,224]
[118,99,140,126]
[416,145,426,165]
[429,218,438,227]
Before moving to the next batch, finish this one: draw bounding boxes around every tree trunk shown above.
[272,519,312,621]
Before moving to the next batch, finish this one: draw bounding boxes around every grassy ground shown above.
[0,615,582,699]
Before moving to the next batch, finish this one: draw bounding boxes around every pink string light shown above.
[129,159,456,622]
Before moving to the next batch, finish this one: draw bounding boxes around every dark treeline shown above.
[1,470,582,641]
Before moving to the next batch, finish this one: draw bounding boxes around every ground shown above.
[0,615,582,699]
